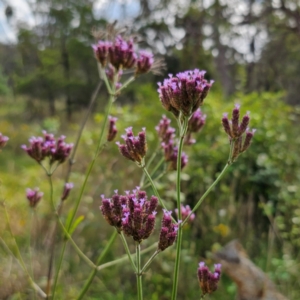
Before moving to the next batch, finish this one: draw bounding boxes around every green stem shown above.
[140,250,160,273]
[171,116,188,300]
[52,241,66,299]
[116,76,135,93]
[182,163,230,226]
[150,156,165,178]
[50,82,102,296]
[29,210,37,300]
[181,139,235,227]
[65,81,102,183]
[136,242,143,300]
[141,171,166,189]
[67,93,114,231]
[76,230,118,300]
[97,242,157,271]
[46,173,58,299]
[142,166,174,221]
[2,204,47,298]
[53,64,116,298]
[98,63,112,94]
[119,232,137,272]
[139,145,159,187]
[48,177,96,269]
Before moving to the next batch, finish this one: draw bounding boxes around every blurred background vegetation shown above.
[0,0,300,299]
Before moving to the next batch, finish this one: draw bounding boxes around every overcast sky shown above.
[0,0,140,43]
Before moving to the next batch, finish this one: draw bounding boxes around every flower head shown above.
[26,188,43,208]
[156,115,176,144]
[21,131,73,167]
[175,205,195,223]
[116,127,147,166]
[157,69,213,118]
[107,116,118,142]
[136,50,154,75]
[158,210,179,251]
[197,262,221,296]
[185,108,207,145]
[92,41,112,66]
[0,133,9,149]
[222,105,255,162]
[100,188,158,242]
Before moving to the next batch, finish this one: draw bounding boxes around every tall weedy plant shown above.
[0,24,255,299]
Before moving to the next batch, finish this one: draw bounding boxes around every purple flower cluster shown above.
[155,115,176,143]
[100,188,158,243]
[26,188,43,208]
[116,127,147,166]
[0,133,9,149]
[107,116,118,142]
[157,210,179,251]
[92,36,154,75]
[22,131,73,165]
[222,104,256,162]
[185,108,207,145]
[157,69,213,118]
[156,116,188,170]
[197,262,221,296]
[163,146,188,171]
[175,205,195,223]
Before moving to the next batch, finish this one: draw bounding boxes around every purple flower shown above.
[157,69,213,118]
[161,141,188,171]
[21,131,73,166]
[0,133,9,149]
[61,182,74,201]
[136,50,154,75]
[100,188,158,242]
[92,41,112,66]
[157,210,179,251]
[108,36,137,70]
[197,262,221,296]
[156,115,176,144]
[222,105,255,162]
[175,205,195,223]
[185,108,207,145]
[107,116,118,142]
[116,127,147,166]
[26,188,43,208]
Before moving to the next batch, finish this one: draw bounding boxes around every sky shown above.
[0,0,267,61]
[0,0,140,43]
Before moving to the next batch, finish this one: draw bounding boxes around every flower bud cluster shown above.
[175,205,195,223]
[222,104,256,162]
[22,131,73,165]
[156,115,188,170]
[107,116,118,142]
[197,262,221,296]
[26,188,43,208]
[116,127,147,166]
[158,210,179,251]
[92,35,154,77]
[157,69,213,118]
[100,188,158,243]
[185,108,206,145]
[0,133,9,149]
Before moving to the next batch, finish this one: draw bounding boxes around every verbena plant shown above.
[0,24,255,300]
